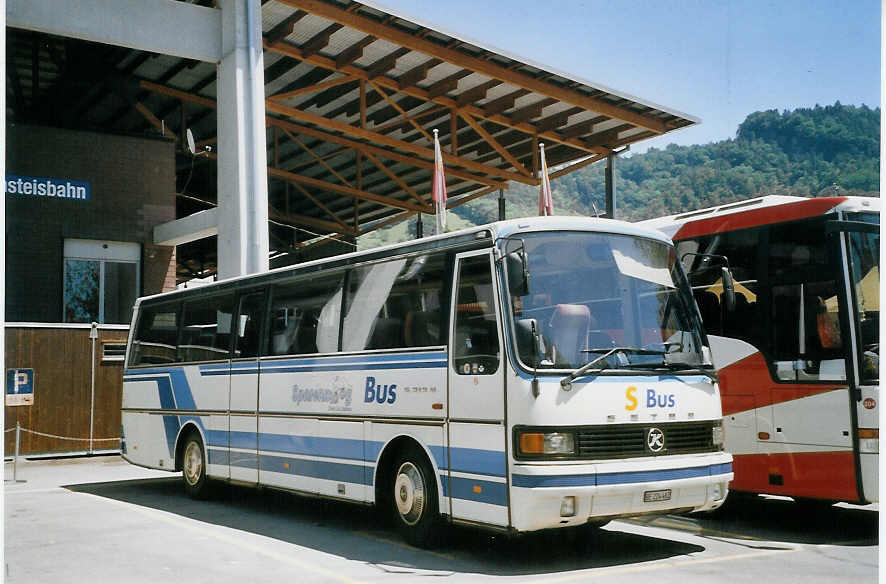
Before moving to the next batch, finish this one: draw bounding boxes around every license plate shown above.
[643,489,672,503]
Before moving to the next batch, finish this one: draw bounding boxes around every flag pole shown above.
[432,128,448,235]
[538,142,554,216]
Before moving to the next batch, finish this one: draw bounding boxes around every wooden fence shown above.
[5,324,128,456]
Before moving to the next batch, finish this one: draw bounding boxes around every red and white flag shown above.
[432,128,448,234]
[538,142,554,216]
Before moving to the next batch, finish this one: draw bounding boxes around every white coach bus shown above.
[121,217,733,546]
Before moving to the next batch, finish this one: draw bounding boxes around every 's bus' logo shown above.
[863,398,876,410]
[646,427,665,453]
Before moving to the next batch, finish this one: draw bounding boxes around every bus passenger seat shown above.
[549,304,590,365]
[405,311,435,347]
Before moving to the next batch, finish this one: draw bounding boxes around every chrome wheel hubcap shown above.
[394,462,425,525]
[184,441,203,486]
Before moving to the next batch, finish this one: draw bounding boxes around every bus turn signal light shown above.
[520,433,545,454]
[858,428,879,439]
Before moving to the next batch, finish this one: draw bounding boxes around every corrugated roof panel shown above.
[323,27,367,55]
[417,61,461,87]
[352,38,401,68]
[289,14,337,44]
[261,1,292,29]
[388,50,434,78]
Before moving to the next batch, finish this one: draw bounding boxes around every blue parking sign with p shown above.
[7,368,35,406]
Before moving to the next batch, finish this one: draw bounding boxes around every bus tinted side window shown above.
[767,219,845,381]
[268,273,344,356]
[678,229,761,342]
[130,303,180,366]
[343,253,446,351]
[180,294,235,362]
[453,255,500,375]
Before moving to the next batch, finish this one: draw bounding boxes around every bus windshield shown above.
[847,212,879,382]
[505,231,707,371]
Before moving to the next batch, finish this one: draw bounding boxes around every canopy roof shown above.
[6,0,698,279]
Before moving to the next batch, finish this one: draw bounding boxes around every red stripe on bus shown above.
[718,352,844,416]
[673,197,847,240]
[730,451,859,502]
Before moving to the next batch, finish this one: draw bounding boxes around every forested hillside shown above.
[359,102,879,249]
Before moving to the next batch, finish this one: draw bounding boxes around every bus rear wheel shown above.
[181,431,209,499]
[391,445,439,548]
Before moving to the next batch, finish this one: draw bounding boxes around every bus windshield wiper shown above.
[615,360,719,382]
[560,346,666,390]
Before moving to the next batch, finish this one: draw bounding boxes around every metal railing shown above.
[5,423,121,481]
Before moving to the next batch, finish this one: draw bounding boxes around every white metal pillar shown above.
[217,0,270,279]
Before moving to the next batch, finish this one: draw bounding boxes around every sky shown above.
[371,0,881,153]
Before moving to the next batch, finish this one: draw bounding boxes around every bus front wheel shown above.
[182,431,209,499]
[391,445,440,547]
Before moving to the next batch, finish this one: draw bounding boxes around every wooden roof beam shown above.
[299,23,344,57]
[285,180,350,230]
[368,81,433,143]
[281,0,672,133]
[336,34,376,69]
[585,124,633,148]
[456,80,502,107]
[459,111,531,177]
[426,70,470,99]
[269,202,355,236]
[536,107,582,132]
[264,40,605,155]
[482,89,528,115]
[266,115,502,187]
[511,98,556,123]
[397,58,442,90]
[266,100,536,185]
[280,127,354,189]
[362,151,427,207]
[367,47,409,79]
[266,10,308,44]
[268,75,356,102]
[371,104,448,134]
[268,166,431,214]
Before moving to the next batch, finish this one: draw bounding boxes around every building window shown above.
[63,239,140,324]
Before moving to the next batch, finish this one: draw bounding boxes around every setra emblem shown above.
[863,398,876,410]
[646,427,665,453]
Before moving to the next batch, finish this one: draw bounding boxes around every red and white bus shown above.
[643,195,878,505]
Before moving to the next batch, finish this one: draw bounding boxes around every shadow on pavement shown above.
[67,477,703,576]
[627,493,878,547]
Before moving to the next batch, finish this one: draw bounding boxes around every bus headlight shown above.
[712,421,725,450]
[519,431,576,456]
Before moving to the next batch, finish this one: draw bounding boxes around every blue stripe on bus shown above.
[259,433,370,461]
[449,447,507,478]
[448,476,508,506]
[259,454,371,485]
[511,462,733,488]
[123,370,197,410]
[207,447,230,466]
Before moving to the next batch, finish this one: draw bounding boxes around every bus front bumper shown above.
[509,453,733,532]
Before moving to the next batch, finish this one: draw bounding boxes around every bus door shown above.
[838,219,879,501]
[228,289,267,484]
[447,251,508,526]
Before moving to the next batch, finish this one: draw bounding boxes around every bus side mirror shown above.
[721,267,736,312]
[506,247,530,297]
[515,318,544,363]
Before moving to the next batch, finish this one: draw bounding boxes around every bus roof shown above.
[640,195,879,240]
[138,215,673,305]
